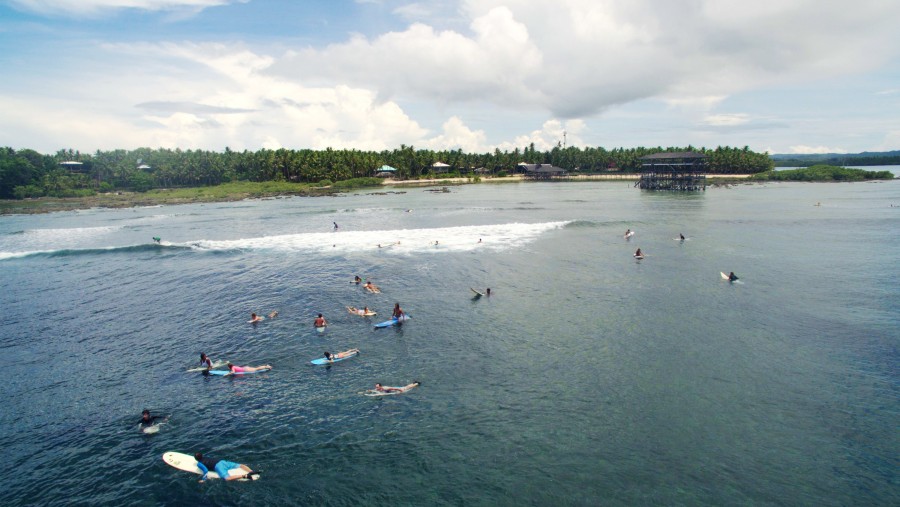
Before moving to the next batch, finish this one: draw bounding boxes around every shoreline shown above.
[0,174,752,215]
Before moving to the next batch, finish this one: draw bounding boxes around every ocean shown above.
[1,176,897,506]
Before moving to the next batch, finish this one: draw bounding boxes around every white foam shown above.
[184,221,569,255]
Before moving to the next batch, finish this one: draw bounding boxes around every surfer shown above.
[392,303,405,320]
[140,409,165,428]
[268,311,278,318]
[347,306,372,316]
[728,272,739,282]
[227,363,272,374]
[333,222,339,230]
[314,313,328,328]
[375,381,420,393]
[199,353,213,371]
[249,313,264,323]
[634,248,643,258]
[486,288,491,296]
[354,275,362,284]
[194,453,256,482]
[324,349,360,362]
[679,233,685,241]
[624,229,632,238]
[152,236,161,244]
[364,281,380,293]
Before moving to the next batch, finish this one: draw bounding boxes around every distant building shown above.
[518,163,568,179]
[430,162,451,174]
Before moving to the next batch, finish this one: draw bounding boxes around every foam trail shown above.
[187,221,570,255]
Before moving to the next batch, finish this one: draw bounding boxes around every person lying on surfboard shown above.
[347,306,373,316]
[363,281,380,293]
[249,313,264,323]
[374,381,420,393]
[323,349,360,362]
[227,363,272,374]
[314,314,328,328]
[194,452,257,482]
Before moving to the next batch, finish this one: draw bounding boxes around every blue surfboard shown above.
[208,368,271,376]
[374,315,410,328]
[311,351,359,365]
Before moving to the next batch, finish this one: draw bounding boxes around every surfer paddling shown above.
[194,453,258,482]
[347,306,373,316]
[249,313,264,323]
[227,363,272,374]
[373,381,420,394]
[323,349,360,362]
[363,280,381,293]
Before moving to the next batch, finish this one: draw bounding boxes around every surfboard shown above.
[311,350,359,365]
[362,383,420,396]
[208,368,271,376]
[141,423,162,434]
[634,255,644,260]
[471,288,485,297]
[315,326,326,333]
[248,317,264,323]
[187,360,227,372]
[721,272,741,283]
[374,315,410,328]
[162,452,258,480]
[720,272,729,280]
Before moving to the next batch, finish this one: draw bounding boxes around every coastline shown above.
[0,174,751,215]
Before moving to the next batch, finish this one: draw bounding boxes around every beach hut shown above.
[375,164,397,178]
[430,162,451,174]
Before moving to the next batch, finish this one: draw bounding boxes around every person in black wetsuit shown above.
[728,272,739,282]
[140,409,164,428]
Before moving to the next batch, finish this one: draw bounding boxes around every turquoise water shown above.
[1,179,897,505]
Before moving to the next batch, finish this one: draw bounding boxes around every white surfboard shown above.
[624,231,635,239]
[162,451,257,480]
[187,360,227,372]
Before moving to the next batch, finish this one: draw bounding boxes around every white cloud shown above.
[788,145,848,155]
[421,116,487,152]
[703,114,750,127]
[496,119,585,152]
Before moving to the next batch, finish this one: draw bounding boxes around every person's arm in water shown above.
[196,461,209,482]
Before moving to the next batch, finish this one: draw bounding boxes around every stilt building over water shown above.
[638,152,707,191]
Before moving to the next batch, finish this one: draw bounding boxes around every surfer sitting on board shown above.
[375,381,420,393]
[624,229,632,238]
[199,353,213,371]
[324,349,360,362]
[634,248,643,258]
[728,272,739,281]
[227,363,272,374]
[679,233,685,240]
[140,409,165,428]
[194,453,257,482]
[314,314,327,328]
[392,303,405,320]
[354,275,362,284]
[249,313,264,323]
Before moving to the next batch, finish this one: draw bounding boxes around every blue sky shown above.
[1,0,898,155]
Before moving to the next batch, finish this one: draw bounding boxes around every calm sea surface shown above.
[1,176,897,506]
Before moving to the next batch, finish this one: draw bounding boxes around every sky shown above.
[1,0,899,156]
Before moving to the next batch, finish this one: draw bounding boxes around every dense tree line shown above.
[773,154,900,167]
[0,144,773,199]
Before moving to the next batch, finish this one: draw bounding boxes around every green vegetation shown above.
[0,144,773,201]
[751,165,895,181]
[771,150,900,167]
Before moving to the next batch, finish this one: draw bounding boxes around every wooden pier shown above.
[637,152,707,191]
